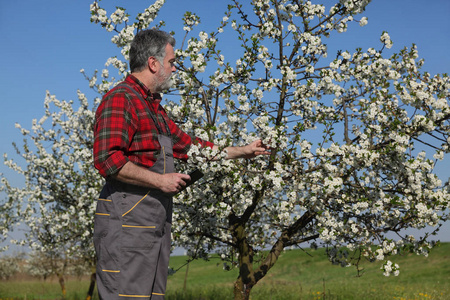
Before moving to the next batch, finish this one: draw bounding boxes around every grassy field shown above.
[1,243,449,300]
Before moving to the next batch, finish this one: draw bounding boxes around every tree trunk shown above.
[57,273,67,299]
[233,276,253,300]
[232,224,256,300]
[183,262,189,293]
[86,271,96,300]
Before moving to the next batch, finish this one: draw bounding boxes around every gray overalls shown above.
[94,84,174,299]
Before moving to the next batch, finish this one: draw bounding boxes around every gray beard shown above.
[154,69,173,93]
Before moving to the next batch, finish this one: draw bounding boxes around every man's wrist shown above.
[148,171,163,190]
[242,144,251,157]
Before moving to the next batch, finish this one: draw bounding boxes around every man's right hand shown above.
[158,173,191,194]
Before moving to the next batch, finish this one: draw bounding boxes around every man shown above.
[93,29,269,299]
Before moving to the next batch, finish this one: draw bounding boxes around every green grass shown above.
[0,279,96,300]
[165,243,450,300]
[1,243,449,300]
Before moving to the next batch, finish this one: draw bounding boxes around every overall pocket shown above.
[96,241,120,294]
[119,191,167,247]
[94,198,111,238]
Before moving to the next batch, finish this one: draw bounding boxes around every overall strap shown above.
[116,83,171,135]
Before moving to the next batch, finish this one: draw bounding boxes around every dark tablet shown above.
[180,169,204,191]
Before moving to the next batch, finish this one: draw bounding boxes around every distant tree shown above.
[23,250,91,296]
[24,251,56,280]
[0,90,101,297]
[2,0,449,300]
[0,252,25,280]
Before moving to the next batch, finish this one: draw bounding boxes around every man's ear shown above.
[147,57,159,73]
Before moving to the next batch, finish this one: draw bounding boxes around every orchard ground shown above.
[1,243,449,300]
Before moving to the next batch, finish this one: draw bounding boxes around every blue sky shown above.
[0,0,449,243]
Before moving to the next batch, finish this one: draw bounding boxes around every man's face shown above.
[154,43,176,93]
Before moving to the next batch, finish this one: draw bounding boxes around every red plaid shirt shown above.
[93,75,213,178]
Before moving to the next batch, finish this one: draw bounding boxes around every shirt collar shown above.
[126,74,162,104]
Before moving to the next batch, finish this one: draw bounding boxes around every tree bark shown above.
[183,262,189,293]
[231,221,257,300]
[233,276,253,300]
[57,273,67,299]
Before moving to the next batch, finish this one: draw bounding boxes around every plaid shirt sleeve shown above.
[166,116,214,161]
[93,90,137,178]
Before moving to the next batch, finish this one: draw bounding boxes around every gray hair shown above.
[129,29,176,73]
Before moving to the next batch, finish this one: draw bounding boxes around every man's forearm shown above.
[112,161,162,189]
[221,146,248,159]
[112,161,191,194]
[213,140,270,160]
